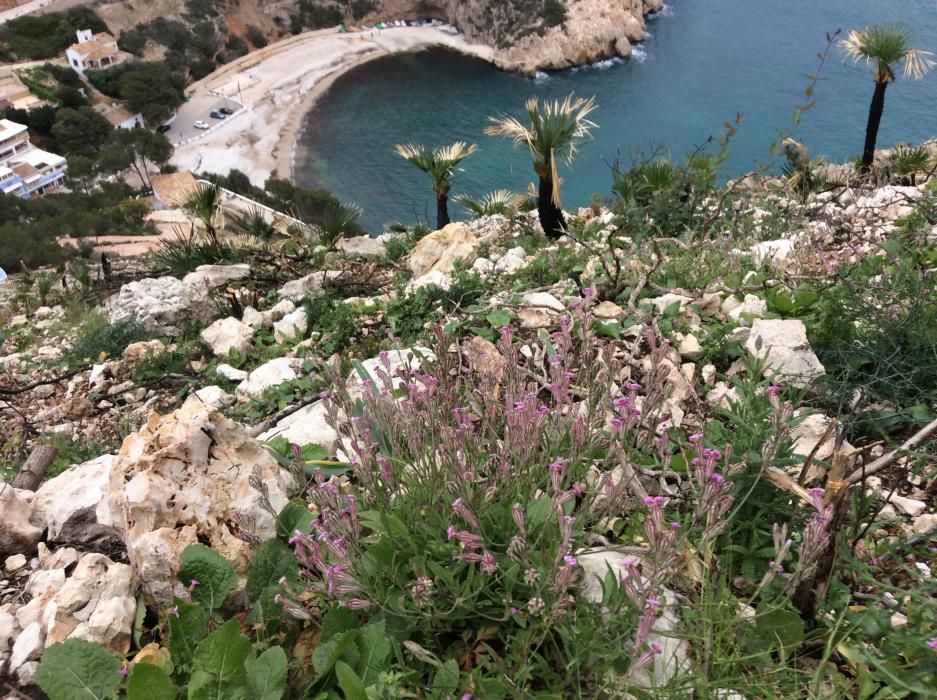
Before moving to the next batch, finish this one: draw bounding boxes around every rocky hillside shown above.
[1,159,937,694]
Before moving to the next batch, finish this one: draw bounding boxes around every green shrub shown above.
[0,8,107,60]
[67,315,151,365]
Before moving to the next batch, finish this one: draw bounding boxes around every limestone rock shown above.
[912,514,937,534]
[216,363,248,382]
[236,357,303,398]
[0,611,19,657]
[10,622,43,671]
[273,308,309,344]
[105,276,212,334]
[346,347,437,401]
[751,239,795,266]
[408,222,497,280]
[463,335,507,382]
[523,291,566,313]
[592,301,624,320]
[406,268,452,293]
[181,264,250,288]
[0,487,42,557]
[278,271,339,302]
[122,340,166,366]
[494,247,528,274]
[745,319,825,388]
[200,317,254,357]
[259,400,338,452]
[888,494,926,518]
[727,294,767,323]
[33,455,121,547]
[5,553,27,573]
[650,293,693,315]
[677,334,702,361]
[340,235,386,258]
[242,299,296,329]
[194,385,235,408]
[109,397,293,603]
[472,257,495,275]
[792,414,838,461]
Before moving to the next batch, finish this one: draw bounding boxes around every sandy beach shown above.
[171,26,494,186]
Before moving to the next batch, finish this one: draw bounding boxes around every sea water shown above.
[294,0,937,231]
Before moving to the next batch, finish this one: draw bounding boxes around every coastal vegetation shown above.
[486,94,597,238]
[394,141,478,229]
[2,8,937,700]
[839,22,935,171]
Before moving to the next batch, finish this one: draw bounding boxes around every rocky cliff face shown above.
[371,0,664,72]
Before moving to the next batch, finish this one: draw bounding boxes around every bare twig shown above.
[844,417,937,485]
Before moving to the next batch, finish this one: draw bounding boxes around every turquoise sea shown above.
[293,0,937,231]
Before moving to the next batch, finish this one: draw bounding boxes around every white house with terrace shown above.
[65,29,131,77]
[0,119,67,199]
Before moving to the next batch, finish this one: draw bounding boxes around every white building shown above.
[65,29,131,77]
[0,119,68,199]
[94,102,145,130]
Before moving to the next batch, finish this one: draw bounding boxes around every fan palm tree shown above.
[839,23,935,172]
[486,94,597,239]
[182,182,222,245]
[395,142,478,230]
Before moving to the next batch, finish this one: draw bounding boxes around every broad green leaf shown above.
[246,539,299,601]
[132,594,146,649]
[276,499,314,539]
[755,608,805,652]
[177,544,237,611]
[245,647,288,700]
[434,659,460,697]
[594,320,622,338]
[354,621,390,685]
[312,629,360,675]
[526,498,553,529]
[35,639,121,700]
[190,619,252,700]
[168,600,207,670]
[320,606,357,642]
[334,660,368,700]
[127,663,178,700]
[486,310,512,328]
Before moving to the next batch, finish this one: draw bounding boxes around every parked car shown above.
[209,110,226,120]
[218,107,234,115]
[156,124,171,133]
[194,120,210,130]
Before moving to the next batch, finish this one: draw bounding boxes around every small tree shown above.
[839,23,935,172]
[486,94,597,239]
[183,182,222,245]
[395,142,478,230]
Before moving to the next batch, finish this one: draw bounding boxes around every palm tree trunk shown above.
[538,176,566,239]
[436,193,450,230]
[861,80,889,171]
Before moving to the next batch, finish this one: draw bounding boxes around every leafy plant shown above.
[35,638,122,700]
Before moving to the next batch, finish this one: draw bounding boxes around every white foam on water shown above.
[533,71,550,83]
[656,4,675,18]
[631,44,648,63]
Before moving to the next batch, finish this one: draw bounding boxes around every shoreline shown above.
[171,27,494,186]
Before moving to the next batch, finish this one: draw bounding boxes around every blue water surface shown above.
[294,0,937,231]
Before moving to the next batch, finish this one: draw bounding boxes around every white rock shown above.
[592,301,624,320]
[33,455,121,546]
[701,364,716,386]
[494,247,528,274]
[88,363,108,388]
[346,347,436,401]
[10,622,44,671]
[194,385,235,408]
[340,235,386,258]
[273,308,309,344]
[5,553,27,572]
[200,317,254,357]
[216,363,248,382]
[889,494,926,517]
[0,486,42,557]
[650,293,693,315]
[105,276,212,334]
[242,300,296,329]
[522,292,565,313]
[278,271,338,302]
[122,340,166,366]
[25,569,65,598]
[16,661,38,685]
[406,268,452,292]
[259,400,338,452]
[471,257,495,275]
[745,319,825,388]
[912,513,937,533]
[792,414,838,461]
[751,239,795,266]
[0,611,19,656]
[407,222,497,278]
[728,294,767,323]
[677,334,702,361]
[236,357,303,398]
[181,264,250,288]
[891,612,908,629]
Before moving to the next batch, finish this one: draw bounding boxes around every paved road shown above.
[0,0,86,24]
[164,94,243,147]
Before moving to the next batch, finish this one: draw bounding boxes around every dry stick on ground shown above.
[12,445,58,490]
[0,367,83,396]
[844,416,937,486]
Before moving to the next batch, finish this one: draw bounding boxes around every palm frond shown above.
[454,189,520,219]
[839,23,935,81]
[396,141,478,195]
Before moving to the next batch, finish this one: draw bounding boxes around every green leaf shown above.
[189,619,252,700]
[35,639,122,700]
[246,539,299,601]
[354,621,390,685]
[132,594,146,649]
[127,663,178,700]
[755,608,805,652]
[320,606,358,643]
[526,498,553,529]
[312,629,360,676]
[178,544,237,611]
[486,310,512,328]
[594,320,622,338]
[168,600,207,671]
[334,660,368,700]
[245,647,288,700]
[434,660,460,697]
[276,500,314,539]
